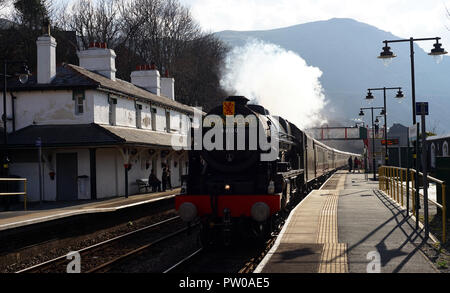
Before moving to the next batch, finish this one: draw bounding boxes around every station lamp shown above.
[377,42,396,66]
[365,91,374,104]
[365,91,374,100]
[18,64,31,84]
[359,109,365,116]
[428,39,448,64]
[395,89,404,103]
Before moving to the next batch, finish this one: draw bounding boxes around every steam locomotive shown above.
[175,96,360,244]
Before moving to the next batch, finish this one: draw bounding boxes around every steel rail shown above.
[15,216,181,273]
[88,226,196,273]
[163,248,204,273]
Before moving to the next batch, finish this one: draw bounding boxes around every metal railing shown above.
[379,166,446,243]
[0,178,28,211]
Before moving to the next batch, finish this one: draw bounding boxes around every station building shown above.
[0,31,199,202]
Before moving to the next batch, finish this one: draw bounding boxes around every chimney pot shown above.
[36,34,57,84]
[77,44,117,80]
[130,66,161,95]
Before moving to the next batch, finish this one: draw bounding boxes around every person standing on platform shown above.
[148,169,161,192]
[162,165,168,192]
[348,157,353,173]
[354,157,360,173]
[166,167,172,190]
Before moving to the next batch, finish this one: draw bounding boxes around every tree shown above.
[1,0,229,110]
[13,0,50,30]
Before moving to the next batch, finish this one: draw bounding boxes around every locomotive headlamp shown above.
[224,184,231,191]
[251,202,270,222]
[267,181,275,194]
[178,202,197,222]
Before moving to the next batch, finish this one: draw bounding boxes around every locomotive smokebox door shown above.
[223,101,235,116]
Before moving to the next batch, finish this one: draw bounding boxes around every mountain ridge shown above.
[215,18,450,135]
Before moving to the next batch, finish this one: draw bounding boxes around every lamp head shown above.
[359,110,365,117]
[378,42,396,66]
[366,91,374,100]
[428,39,447,64]
[18,64,30,84]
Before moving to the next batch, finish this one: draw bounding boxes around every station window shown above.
[73,90,85,115]
[165,110,171,133]
[136,103,142,129]
[151,107,157,130]
[109,96,117,126]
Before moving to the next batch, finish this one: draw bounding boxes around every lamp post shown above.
[2,60,30,176]
[366,87,404,166]
[359,106,384,180]
[377,37,447,228]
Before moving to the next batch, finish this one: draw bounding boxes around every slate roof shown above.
[3,63,197,115]
[5,124,123,148]
[3,123,187,149]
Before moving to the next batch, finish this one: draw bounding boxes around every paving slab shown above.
[0,189,180,231]
[255,171,439,273]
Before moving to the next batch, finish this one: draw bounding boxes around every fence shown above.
[379,166,446,244]
[379,166,447,243]
[0,178,28,211]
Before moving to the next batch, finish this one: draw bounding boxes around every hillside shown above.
[216,18,450,135]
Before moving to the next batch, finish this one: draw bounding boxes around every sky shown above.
[4,0,450,49]
[178,0,450,50]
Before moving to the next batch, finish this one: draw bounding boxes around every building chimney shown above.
[130,64,160,95]
[160,70,175,100]
[36,21,57,84]
[77,42,117,81]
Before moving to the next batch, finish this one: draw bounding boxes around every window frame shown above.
[136,103,143,129]
[109,96,117,126]
[73,90,85,115]
[165,110,171,133]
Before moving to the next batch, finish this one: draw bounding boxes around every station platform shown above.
[255,171,439,273]
[0,189,180,232]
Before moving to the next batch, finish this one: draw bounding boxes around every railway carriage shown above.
[176,96,360,244]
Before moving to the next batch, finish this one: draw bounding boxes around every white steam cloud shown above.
[220,40,327,129]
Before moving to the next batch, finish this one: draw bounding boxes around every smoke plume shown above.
[220,39,327,128]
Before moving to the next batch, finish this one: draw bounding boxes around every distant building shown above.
[386,123,409,167]
[427,134,450,170]
[0,31,199,201]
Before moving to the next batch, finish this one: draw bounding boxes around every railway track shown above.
[16,216,191,273]
[163,233,278,274]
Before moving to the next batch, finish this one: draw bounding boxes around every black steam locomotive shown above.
[176,96,359,244]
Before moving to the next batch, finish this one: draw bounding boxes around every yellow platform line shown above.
[317,174,348,273]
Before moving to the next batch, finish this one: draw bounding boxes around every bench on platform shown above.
[136,179,150,193]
